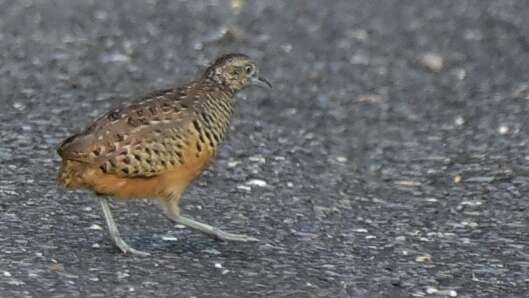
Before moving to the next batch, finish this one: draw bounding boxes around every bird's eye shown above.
[245,65,253,75]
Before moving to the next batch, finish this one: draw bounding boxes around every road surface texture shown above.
[1,0,529,297]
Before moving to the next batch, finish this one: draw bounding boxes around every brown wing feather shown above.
[58,81,207,177]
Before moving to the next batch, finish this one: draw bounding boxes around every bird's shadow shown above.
[154,235,262,261]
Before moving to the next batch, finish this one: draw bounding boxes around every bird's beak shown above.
[252,76,272,89]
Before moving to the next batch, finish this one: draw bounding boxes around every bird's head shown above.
[204,53,271,92]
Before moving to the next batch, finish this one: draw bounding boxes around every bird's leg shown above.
[160,196,258,242]
[175,216,259,242]
[98,198,150,256]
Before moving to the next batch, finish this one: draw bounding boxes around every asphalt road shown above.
[1,0,529,297]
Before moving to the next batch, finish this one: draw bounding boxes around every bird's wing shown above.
[57,82,207,177]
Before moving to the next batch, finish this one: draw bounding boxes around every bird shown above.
[56,53,271,256]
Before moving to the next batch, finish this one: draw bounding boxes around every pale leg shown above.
[160,197,258,242]
[98,198,150,256]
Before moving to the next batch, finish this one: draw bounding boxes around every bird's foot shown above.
[211,230,259,242]
[115,240,150,256]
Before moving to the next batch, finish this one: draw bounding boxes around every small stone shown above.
[354,228,368,233]
[237,185,252,191]
[419,52,444,72]
[462,221,478,228]
[416,255,432,263]
[248,155,266,163]
[50,263,64,272]
[426,287,438,294]
[246,179,267,187]
[3,271,11,277]
[395,236,406,241]
[162,236,178,241]
[7,279,24,286]
[394,180,421,187]
[202,248,221,255]
[214,263,223,269]
[227,161,240,168]
[454,116,464,126]
[117,272,130,279]
[336,156,348,163]
[466,176,495,183]
[101,52,130,63]
[230,0,245,12]
[357,94,383,103]
[460,200,483,207]
[498,125,509,135]
[89,224,103,230]
[92,243,100,248]
[13,102,25,110]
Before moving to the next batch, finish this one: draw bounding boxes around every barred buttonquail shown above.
[57,53,271,255]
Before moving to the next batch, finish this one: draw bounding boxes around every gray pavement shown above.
[1,0,529,297]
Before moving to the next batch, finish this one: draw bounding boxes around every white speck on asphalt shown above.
[227,160,239,168]
[246,179,267,187]
[336,156,347,163]
[162,236,178,241]
[248,155,266,163]
[498,125,509,135]
[419,52,444,72]
[237,185,252,191]
[454,116,465,126]
[88,224,103,230]
[117,271,130,279]
[426,287,438,294]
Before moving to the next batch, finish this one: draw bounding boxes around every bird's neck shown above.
[196,80,236,148]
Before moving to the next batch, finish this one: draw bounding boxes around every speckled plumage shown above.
[59,81,233,178]
[56,53,264,196]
